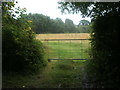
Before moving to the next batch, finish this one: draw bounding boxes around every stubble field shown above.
[36,33,90,40]
[36,33,91,60]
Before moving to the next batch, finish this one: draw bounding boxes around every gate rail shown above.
[41,39,91,41]
[41,39,91,62]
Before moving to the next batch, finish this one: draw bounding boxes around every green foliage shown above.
[23,13,90,34]
[59,2,120,88]
[79,20,90,26]
[77,25,92,33]
[58,2,93,17]
[2,2,46,74]
[65,19,76,33]
[58,2,120,19]
[77,20,91,33]
[88,14,120,88]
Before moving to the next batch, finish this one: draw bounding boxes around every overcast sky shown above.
[16,0,91,25]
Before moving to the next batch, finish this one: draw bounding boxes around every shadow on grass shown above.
[3,60,86,88]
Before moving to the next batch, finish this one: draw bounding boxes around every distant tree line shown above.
[22,13,92,34]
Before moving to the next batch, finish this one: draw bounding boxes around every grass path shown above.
[3,60,86,88]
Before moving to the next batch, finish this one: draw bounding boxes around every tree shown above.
[79,19,90,26]
[65,19,74,25]
[23,14,79,33]
[77,19,91,33]
[65,19,77,33]
[58,2,120,88]
[58,2,120,18]
[52,18,66,33]
[77,25,91,33]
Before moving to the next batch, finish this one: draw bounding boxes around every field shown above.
[36,33,90,40]
[36,33,91,60]
[44,41,90,60]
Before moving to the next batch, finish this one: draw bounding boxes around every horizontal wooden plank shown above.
[48,58,90,61]
[41,39,91,41]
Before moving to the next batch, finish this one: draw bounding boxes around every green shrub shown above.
[86,15,120,88]
[2,2,47,74]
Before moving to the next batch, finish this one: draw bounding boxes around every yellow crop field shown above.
[36,33,90,40]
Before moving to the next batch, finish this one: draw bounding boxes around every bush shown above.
[2,2,47,74]
[2,24,47,74]
[86,14,120,88]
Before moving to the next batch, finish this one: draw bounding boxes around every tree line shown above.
[22,13,92,34]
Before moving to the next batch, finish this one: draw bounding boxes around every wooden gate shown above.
[41,39,91,61]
